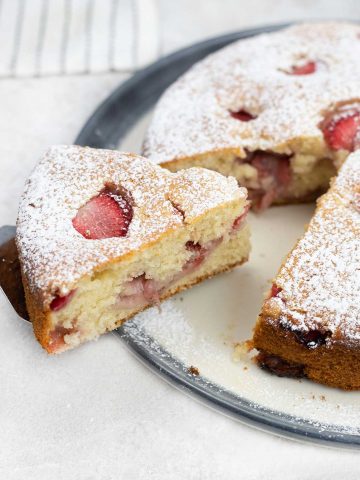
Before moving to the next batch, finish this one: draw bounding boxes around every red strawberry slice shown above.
[185,241,203,252]
[183,241,206,273]
[270,284,282,298]
[245,151,292,211]
[289,61,316,75]
[230,110,255,122]
[321,106,360,151]
[50,290,76,311]
[72,189,133,239]
[251,152,291,185]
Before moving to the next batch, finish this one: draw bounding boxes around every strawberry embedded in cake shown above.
[229,110,256,122]
[143,23,360,210]
[320,102,360,152]
[288,60,317,75]
[16,146,250,353]
[234,151,292,210]
[72,187,133,240]
[50,290,76,311]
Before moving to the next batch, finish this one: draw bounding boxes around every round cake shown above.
[144,22,360,209]
[144,22,360,389]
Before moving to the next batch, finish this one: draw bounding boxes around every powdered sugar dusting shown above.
[144,22,360,163]
[124,298,242,375]
[270,151,360,343]
[16,146,246,307]
[171,168,246,220]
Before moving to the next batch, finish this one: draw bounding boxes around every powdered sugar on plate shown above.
[119,296,360,437]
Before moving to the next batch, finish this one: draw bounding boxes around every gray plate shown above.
[2,24,359,448]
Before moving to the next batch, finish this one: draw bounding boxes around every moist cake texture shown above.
[16,146,250,353]
[253,151,360,390]
[144,22,360,209]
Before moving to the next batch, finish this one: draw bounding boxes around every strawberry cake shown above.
[16,146,250,353]
[143,22,360,210]
[253,151,360,390]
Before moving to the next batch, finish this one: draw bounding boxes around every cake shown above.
[253,151,360,390]
[143,22,360,210]
[16,146,250,353]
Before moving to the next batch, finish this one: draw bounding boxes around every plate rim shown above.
[75,22,360,448]
[118,323,360,448]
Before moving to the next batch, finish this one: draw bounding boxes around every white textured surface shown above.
[2,1,360,478]
[0,0,159,76]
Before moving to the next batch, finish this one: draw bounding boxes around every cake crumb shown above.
[233,340,253,362]
[188,366,200,376]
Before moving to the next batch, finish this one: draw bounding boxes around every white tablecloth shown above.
[2,1,360,478]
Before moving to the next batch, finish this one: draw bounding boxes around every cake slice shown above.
[16,146,250,353]
[143,22,360,210]
[253,151,360,390]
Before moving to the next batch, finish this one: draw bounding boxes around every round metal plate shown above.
[75,24,360,448]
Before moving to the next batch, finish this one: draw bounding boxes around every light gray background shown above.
[1,1,360,479]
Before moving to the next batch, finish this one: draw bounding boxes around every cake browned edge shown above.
[23,255,248,354]
[252,191,360,391]
[253,317,360,391]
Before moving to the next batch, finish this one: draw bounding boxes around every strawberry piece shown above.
[50,290,76,311]
[183,242,206,273]
[183,238,222,274]
[142,277,161,304]
[232,204,250,231]
[251,152,291,184]
[289,61,316,75]
[246,151,292,210]
[72,189,133,239]
[48,325,77,352]
[252,189,275,211]
[230,110,255,122]
[185,241,203,252]
[257,352,305,378]
[293,328,330,349]
[321,106,360,151]
[117,274,162,309]
[270,284,282,298]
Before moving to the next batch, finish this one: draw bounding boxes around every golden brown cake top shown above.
[16,146,246,306]
[266,151,360,345]
[144,22,360,163]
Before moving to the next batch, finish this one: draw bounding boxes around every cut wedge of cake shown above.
[143,22,360,210]
[16,146,250,353]
[253,151,360,390]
